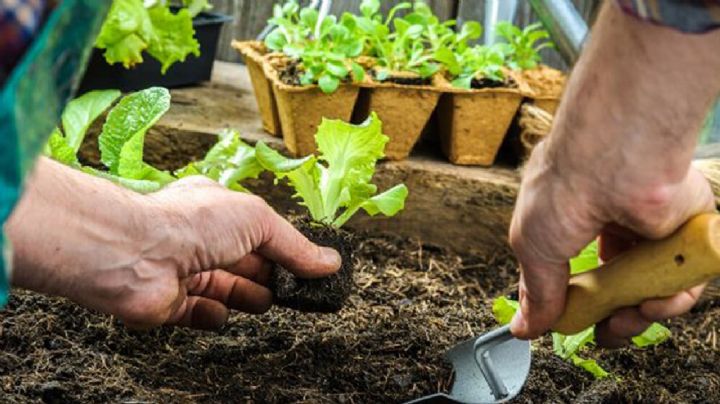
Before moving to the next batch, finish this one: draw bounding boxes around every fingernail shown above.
[320,247,342,270]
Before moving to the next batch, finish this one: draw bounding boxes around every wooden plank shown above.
[84,61,520,257]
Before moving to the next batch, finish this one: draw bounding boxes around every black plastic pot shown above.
[78,9,232,93]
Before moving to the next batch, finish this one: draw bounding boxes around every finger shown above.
[511,267,569,339]
[595,307,652,348]
[257,212,341,279]
[639,284,705,321]
[187,270,273,314]
[226,253,272,286]
[598,224,641,261]
[166,296,229,330]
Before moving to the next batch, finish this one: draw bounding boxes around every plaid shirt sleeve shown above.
[617,0,720,33]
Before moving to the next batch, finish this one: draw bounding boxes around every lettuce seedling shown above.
[46,88,264,194]
[435,43,507,89]
[176,129,264,192]
[95,0,201,74]
[296,14,366,93]
[492,240,671,379]
[255,112,408,227]
[495,22,553,70]
[264,0,317,57]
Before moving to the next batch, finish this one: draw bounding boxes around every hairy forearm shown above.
[5,158,147,296]
[547,2,720,197]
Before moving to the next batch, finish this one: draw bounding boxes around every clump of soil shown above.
[271,220,354,313]
[371,68,432,86]
[520,65,566,98]
[278,58,304,87]
[471,75,518,90]
[1,231,719,403]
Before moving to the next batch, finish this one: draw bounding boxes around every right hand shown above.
[508,142,715,346]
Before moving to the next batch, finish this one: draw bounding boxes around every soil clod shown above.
[271,220,354,313]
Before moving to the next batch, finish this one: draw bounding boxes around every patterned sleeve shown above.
[616,0,720,33]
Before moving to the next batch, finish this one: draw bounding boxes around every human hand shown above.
[8,159,341,330]
[508,141,714,345]
[507,1,720,346]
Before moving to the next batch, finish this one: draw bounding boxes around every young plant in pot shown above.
[495,21,565,115]
[351,0,482,161]
[255,112,409,312]
[233,0,319,137]
[80,0,231,92]
[262,9,367,158]
[434,39,528,166]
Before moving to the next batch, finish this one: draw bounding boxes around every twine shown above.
[518,103,554,154]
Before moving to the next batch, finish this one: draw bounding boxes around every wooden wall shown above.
[209,0,601,69]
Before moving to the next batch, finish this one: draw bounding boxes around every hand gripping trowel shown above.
[408,213,720,403]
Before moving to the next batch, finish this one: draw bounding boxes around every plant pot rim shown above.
[232,40,267,63]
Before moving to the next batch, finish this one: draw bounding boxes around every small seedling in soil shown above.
[257,112,409,312]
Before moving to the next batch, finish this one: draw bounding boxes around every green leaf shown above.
[553,327,595,360]
[61,90,121,153]
[570,240,599,275]
[95,0,154,68]
[99,87,171,174]
[570,354,610,379]
[360,184,408,216]
[82,167,162,194]
[181,0,212,18]
[460,21,482,40]
[256,142,325,220]
[147,6,201,74]
[318,74,340,94]
[492,296,519,325]
[434,47,460,75]
[45,128,79,166]
[351,62,365,82]
[632,322,672,347]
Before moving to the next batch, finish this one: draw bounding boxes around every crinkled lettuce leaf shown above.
[147,6,200,74]
[256,113,408,227]
[96,0,200,73]
[176,130,263,192]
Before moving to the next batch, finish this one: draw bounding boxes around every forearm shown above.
[5,158,148,297]
[547,2,720,197]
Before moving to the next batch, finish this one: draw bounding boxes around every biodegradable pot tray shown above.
[520,65,567,116]
[269,70,359,156]
[354,80,440,161]
[79,9,232,93]
[437,87,524,166]
[232,40,281,137]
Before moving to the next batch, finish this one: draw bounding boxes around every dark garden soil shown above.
[272,220,355,313]
[1,232,719,403]
[471,76,518,90]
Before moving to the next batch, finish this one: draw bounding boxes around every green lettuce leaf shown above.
[61,90,121,153]
[632,322,671,347]
[257,113,407,227]
[182,0,212,17]
[570,240,599,275]
[177,130,264,191]
[570,354,609,379]
[99,87,171,173]
[256,142,324,219]
[553,327,595,360]
[492,296,519,325]
[147,6,200,74]
[82,167,162,194]
[45,128,79,166]
[95,0,155,68]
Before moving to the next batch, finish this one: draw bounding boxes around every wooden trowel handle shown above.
[553,213,720,335]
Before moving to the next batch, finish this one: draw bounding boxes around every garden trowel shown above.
[408,213,720,403]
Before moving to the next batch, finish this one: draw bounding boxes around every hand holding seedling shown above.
[509,2,720,345]
[6,159,341,330]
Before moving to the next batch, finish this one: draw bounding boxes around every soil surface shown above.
[471,76,517,90]
[1,232,719,403]
[272,220,355,313]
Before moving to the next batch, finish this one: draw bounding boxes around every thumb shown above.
[255,209,342,279]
